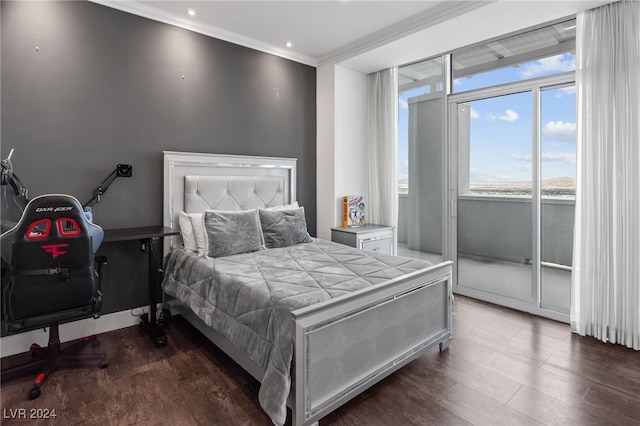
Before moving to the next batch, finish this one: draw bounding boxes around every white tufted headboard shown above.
[184,175,287,213]
[163,151,297,249]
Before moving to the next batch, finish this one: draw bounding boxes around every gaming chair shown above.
[1,194,107,400]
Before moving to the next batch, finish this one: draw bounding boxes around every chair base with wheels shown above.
[2,323,108,400]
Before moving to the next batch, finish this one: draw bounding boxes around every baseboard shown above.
[0,307,147,358]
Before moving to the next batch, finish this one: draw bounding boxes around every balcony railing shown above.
[398,194,575,268]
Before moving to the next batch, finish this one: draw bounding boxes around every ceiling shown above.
[91,0,616,73]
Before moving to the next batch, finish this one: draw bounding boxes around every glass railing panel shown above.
[398,57,445,263]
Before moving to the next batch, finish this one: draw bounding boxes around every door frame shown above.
[445,72,575,323]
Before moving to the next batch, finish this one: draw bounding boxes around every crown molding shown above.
[89,0,494,72]
[88,0,318,67]
[318,0,494,69]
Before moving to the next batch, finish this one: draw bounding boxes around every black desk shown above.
[103,226,179,346]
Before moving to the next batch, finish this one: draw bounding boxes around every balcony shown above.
[397,194,574,314]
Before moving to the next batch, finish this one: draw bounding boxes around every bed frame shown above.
[163,151,453,426]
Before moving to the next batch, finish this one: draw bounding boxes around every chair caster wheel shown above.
[100,360,108,369]
[28,388,41,400]
[158,309,171,328]
[30,343,41,357]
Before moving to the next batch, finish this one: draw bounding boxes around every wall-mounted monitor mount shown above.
[84,164,133,208]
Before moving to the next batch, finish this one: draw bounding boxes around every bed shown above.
[161,151,453,426]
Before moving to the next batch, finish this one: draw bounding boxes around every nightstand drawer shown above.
[360,236,392,255]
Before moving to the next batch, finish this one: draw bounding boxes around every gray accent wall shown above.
[1,0,316,322]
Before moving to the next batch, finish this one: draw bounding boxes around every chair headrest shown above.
[6,195,95,273]
[16,195,88,238]
[23,194,85,219]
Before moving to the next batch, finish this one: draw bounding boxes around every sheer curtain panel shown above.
[572,0,640,350]
[367,68,399,230]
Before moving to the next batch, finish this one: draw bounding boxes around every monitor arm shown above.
[84,164,132,208]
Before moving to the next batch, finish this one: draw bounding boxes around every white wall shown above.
[334,66,369,228]
[1,310,142,357]
[316,64,336,240]
[316,64,369,240]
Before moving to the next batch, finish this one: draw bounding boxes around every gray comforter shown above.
[161,239,431,425]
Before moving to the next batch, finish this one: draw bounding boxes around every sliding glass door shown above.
[395,19,580,322]
[450,77,575,320]
[455,92,534,304]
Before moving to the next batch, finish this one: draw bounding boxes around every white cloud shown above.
[519,54,575,79]
[501,109,519,122]
[470,107,479,119]
[511,153,532,161]
[549,86,576,98]
[488,109,519,122]
[543,121,576,143]
[399,98,408,110]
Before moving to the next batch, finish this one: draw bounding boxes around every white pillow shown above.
[189,213,207,256]
[179,211,207,255]
[179,212,197,252]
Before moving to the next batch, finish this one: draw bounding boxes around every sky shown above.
[398,53,577,187]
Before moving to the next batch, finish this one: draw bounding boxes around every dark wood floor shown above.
[1,296,639,425]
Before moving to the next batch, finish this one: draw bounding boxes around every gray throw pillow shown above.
[203,209,263,257]
[258,207,313,248]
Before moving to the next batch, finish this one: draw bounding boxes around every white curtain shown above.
[367,68,398,230]
[572,0,640,350]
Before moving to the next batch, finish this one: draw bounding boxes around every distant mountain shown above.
[469,177,575,189]
[542,177,575,188]
[398,177,576,196]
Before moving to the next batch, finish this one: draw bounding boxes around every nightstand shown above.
[331,224,395,255]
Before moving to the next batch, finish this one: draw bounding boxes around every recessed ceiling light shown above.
[286,42,292,48]
[187,8,196,16]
